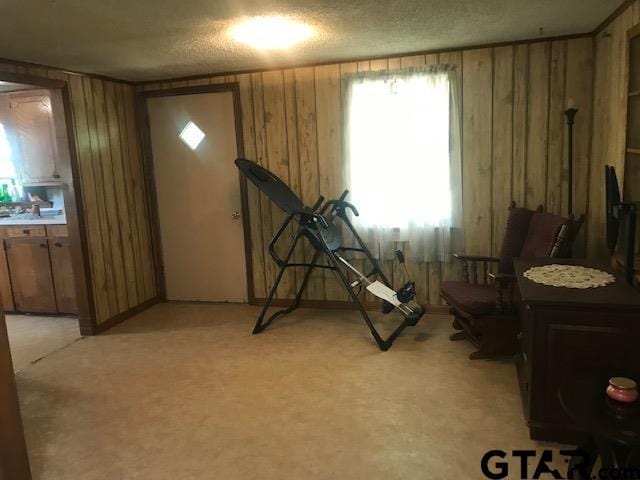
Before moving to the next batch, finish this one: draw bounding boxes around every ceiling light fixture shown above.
[229,16,314,50]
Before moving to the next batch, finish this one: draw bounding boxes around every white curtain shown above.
[343,65,462,263]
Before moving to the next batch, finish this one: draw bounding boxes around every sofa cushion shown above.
[440,281,496,316]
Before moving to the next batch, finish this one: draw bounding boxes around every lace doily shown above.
[523,264,616,289]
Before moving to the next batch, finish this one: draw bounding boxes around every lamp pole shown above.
[564,103,578,217]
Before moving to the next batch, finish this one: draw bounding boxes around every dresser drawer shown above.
[46,225,68,237]
[4,226,46,238]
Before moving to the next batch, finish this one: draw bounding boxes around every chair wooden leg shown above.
[449,331,466,341]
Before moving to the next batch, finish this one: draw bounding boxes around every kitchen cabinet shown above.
[8,90,61,185]
[5,237,57,313]
[0,224,76,314]
[48,236,77,314]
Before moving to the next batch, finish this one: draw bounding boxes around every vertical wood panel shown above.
[588,5,636,257]
[115,84,145,304]
[388,57,401,69]
[512,44,530,206]
[83,77,119,318]
[283,69,304,295]
[525,42,551,209]
[121,86,156,301]
[104,82,137,307]
[262,70,296,298]
[68,75,110,322]
[462,49,493,256]
[492,46,515,256]
[251,73,278,298]
[565,37,595,256]
[91,79,129,311]
[237,73,266,299]
[293,67,325,300]
[315,64,347,301]
[546,41,568,215]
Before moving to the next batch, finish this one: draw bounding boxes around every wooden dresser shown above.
[514,258,640,443]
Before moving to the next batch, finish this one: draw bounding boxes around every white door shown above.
[147,91,247,302]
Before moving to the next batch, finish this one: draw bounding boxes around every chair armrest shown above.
[453,254,500,284]
[453,253,500,263]
[487,272,516,282]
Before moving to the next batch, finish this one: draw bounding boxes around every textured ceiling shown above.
[0,0,624,82]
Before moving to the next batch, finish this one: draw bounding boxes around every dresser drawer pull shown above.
[40,243,47,248]
[22,229,30,235]
[54,242,62,247]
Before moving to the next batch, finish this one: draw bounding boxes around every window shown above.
[0,123,16,179]
[345,66,460,260]
[179,121,205,150]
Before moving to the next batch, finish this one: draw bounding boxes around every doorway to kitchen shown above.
[0,71,92,371]
[140,84,252,303]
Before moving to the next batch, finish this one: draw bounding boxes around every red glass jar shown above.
[606,377,638,403]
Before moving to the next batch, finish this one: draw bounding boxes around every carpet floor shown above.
[7,314,80,373]
[15,303,562,479]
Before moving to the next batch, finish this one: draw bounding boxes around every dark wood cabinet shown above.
[48,237,77,314]
[515,258,640,443]
[5,237,57,313]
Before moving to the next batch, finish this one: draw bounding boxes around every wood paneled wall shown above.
[141,37,595,305]
[589,1,640,257]
[0,61,157,326]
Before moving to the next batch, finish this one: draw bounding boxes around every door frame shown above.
[0,70,96,334]
[137,83,255,303]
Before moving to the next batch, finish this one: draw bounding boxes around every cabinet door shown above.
[6,238,56,313]
[48,237,77,314]
[9,92,59,184]
[0,241,14,312]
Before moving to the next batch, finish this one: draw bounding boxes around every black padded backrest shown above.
[606,165,621,253]
[235,158,304,215]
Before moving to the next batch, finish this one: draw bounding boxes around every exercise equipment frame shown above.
[237,158,424,351]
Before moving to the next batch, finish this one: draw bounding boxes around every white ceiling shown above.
[0,0,624,82]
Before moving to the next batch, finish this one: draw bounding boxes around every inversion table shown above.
[236,158,424,351]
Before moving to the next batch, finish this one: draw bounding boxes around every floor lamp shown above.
[564,99,578,217]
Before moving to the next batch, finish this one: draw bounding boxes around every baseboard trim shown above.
[250,297,451,315]
[87,296,448,335]
[92,296,161,334]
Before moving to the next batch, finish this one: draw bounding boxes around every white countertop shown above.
[0,214,67,225]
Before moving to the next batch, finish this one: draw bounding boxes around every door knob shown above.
[232,211,240,220]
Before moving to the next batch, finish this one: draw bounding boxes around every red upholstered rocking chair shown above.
[440,202,584,360]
